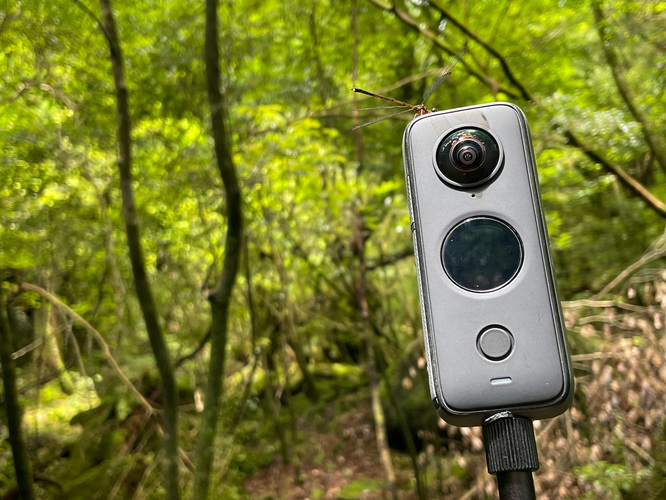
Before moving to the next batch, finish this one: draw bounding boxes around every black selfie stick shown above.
[482,411,538,500]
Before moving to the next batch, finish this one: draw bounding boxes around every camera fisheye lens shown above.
[435,127,502,187]
[451,139,485,170]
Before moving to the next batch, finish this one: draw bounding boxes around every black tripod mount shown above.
[482,411,539,500]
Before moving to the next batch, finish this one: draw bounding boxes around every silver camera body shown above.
[402,102,573,426]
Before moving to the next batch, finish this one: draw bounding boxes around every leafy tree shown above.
[1,0,666,498]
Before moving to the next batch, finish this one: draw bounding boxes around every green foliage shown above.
[23,376,100,436]
[2,0,666,498]
[573,461,648,499]
[338,478,386,498]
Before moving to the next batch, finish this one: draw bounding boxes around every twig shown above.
[562,299,646,313]
[366,245,413,270]
[11,338,44,361]
[614,423,655,465]
[174,328,211,369]
[70,0,113,44]
[63,316,87,377]
[592,237,666,298]
[131,449,163,500]
[5,82,76,109]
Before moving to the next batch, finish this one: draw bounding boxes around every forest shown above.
[1,0,666,498]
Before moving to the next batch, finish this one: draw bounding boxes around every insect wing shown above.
[352,107,413,130]
[352,87,418,110]
[421,42,468,105]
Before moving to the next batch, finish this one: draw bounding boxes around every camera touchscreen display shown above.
[441,217,523,292]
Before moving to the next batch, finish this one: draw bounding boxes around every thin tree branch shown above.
[366,245,413,271]
[4,82,76,110]
[19,283,154,414]
[591,230,666,299]
[364,0,522,99]
[562,299,646,314]
[564,130,666,218]
[70,0,113,44]
[428,0,533,101]
[174,328,211,369]
[591,0,666,174]
[352,0,364,168]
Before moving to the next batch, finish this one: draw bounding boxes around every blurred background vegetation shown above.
[1,0,666,498]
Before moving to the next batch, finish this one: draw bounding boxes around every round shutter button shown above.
[477,326,513,360]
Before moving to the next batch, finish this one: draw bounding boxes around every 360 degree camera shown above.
[402,102,573,426]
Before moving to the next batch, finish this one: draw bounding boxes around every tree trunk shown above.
[383,372,427,500]
[96,1,180,498]
[353,216,399,500]
[0,285,36,500]
[273,246,318,402]
[351,2,398,497]
[81,167,129,345]
[192,0,243,497]
[34,298,75,395]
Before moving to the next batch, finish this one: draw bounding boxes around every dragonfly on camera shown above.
[351,43,468,129]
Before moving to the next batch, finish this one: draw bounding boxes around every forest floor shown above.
[243,402,422,500]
